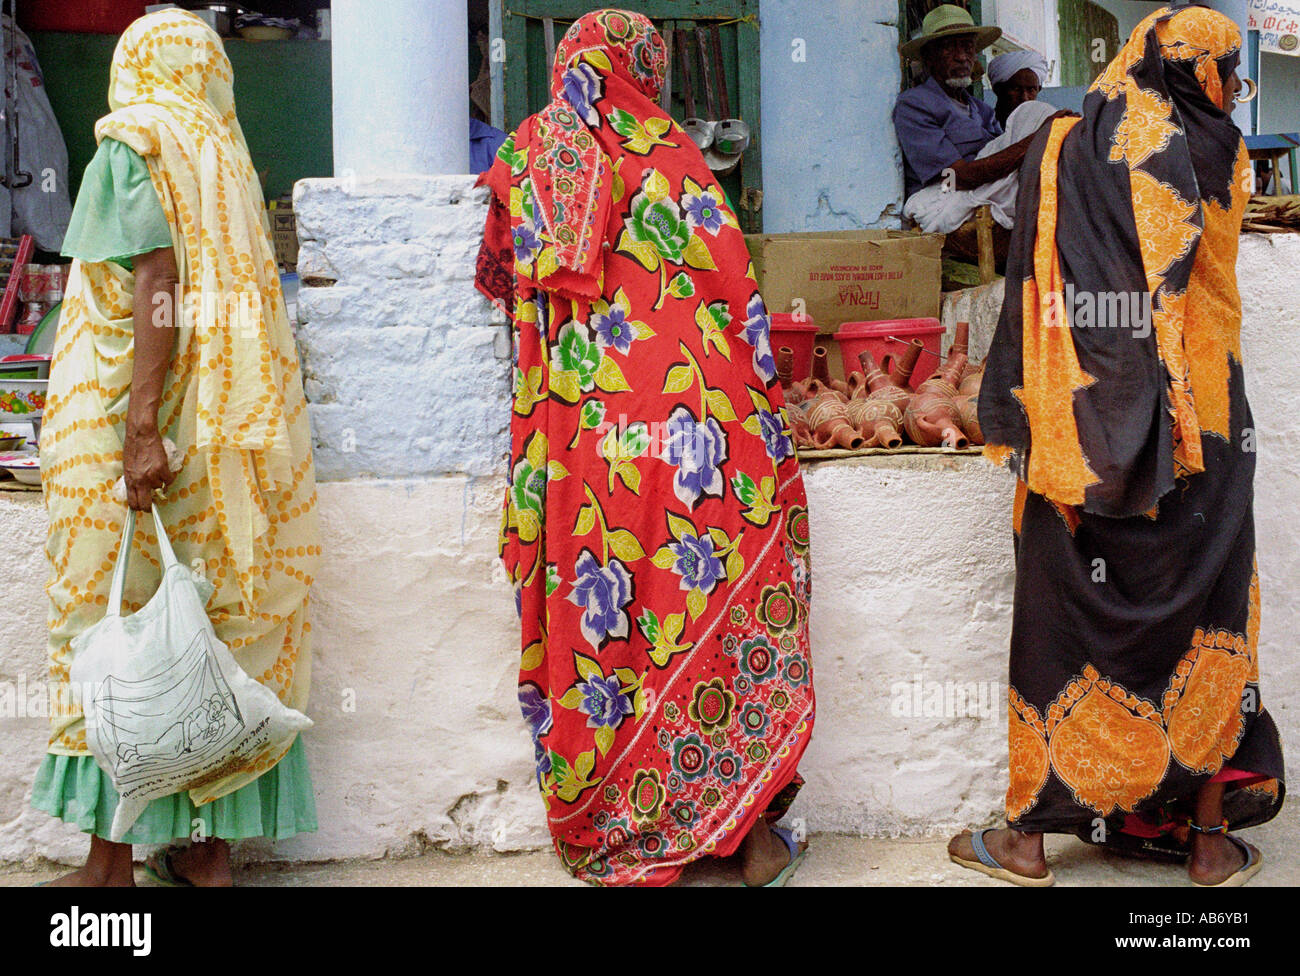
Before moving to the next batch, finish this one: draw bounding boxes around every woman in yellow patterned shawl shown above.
[32,10,321,886]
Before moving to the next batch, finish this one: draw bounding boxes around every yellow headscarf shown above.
[97,10,297,605]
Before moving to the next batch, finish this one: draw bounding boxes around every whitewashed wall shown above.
[0,178,1294,864]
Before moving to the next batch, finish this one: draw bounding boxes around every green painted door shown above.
[30,32,332,205]
[1058,0,1120,88]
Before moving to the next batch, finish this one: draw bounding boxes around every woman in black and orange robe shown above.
[949,5,1284,887]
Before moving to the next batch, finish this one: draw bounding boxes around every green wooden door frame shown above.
[502,1,762,228]
[1057,0,1119,88]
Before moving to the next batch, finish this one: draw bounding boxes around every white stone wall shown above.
[1,183,1295,864]
[293,176,511,480]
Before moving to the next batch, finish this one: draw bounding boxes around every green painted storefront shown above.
[31,32,333,204]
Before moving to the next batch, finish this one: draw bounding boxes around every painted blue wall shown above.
[755,0,1288,233]
[759,0,904,231]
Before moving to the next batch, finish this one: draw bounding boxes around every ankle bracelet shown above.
[1186,818,1229,835]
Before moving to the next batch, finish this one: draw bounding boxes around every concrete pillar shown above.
[331,0,470,176]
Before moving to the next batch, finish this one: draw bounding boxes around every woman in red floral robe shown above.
[475,9,815,886]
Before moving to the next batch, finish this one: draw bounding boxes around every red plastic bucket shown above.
[833,318,944,390]
[21,1,150,34]
[769,313,819,382]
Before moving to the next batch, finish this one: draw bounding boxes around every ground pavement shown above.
[4,817,1296,886]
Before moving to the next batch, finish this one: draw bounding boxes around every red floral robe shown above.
[475,9,815,886]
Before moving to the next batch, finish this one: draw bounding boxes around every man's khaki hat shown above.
[899,4,1001,61]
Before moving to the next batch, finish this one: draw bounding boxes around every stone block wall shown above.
[293,176,510,480]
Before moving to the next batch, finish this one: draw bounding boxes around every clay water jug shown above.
[955,394,983,445]
[888,340,925,390]
[958,362,984,399]
[777,347,804,404]
[805,391,864,450]
[948,321,984,385]
[812,344,851,398]
[785,400,819,448]
[846,396,904,449]
[921,321,970,385]
[904,353,969,449]
[858,350,913,435]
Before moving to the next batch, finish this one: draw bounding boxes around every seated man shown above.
[987,50,1048,128]
[893,6,1063,265]
[902,98,1059,239]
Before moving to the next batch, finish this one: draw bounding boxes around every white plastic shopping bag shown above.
[70,506,311,841]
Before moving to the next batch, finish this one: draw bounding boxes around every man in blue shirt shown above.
[893,6,1065,265]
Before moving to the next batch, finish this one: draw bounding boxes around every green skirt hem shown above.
[30,735,318,844]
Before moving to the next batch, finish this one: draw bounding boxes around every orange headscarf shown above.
[980,5,1249,516]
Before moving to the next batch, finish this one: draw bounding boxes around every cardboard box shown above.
[744,230,943,333]
[269,201,298,270]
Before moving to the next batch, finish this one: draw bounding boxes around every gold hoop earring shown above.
[1235,77,1258,105]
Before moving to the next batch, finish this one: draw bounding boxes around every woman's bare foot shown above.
[948,827,1050,880]
[166,837,234,887]
[47,836,135,887]
[1188,833,1254,886]
[741,819,804,886]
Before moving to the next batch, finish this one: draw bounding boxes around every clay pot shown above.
[904,353,969,449]
[856,350,913,446]
[950,321,970,360]
[802,377,847,402]
[812,344,851,397]
[777,347,805,404]
[889,340,925,390]
[811,344,832,384]
[846,396,904,449]
[921,321,967,385]
[846,370,870,399]
[785,400,820,448]
[777,346,795,386]
[859,350,900,394]
[955,394,983,445]
[805,391,865,450]
[958,362,984,399]
[949,321,984,386]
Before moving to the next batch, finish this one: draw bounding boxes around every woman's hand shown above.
[124,245,180,511]
[122,422,177,511]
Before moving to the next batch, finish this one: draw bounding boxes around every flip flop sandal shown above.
[144,848,193,887]
[747,824,807,888]
[949,828,1055,887]
[1192,835,1262,888]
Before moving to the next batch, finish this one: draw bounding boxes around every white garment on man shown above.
[902,99,1057,235]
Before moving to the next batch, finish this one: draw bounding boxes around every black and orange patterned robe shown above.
[979,6,1283,844]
